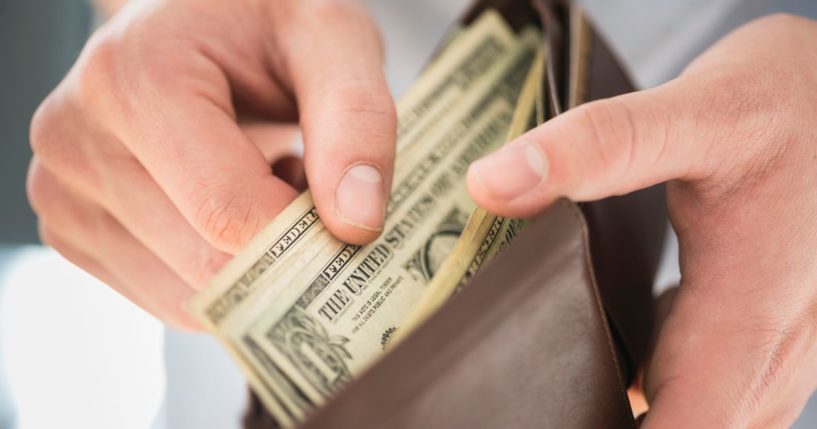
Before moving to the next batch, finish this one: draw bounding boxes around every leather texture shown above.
[244,1,667,427]
[299,201,636,429]
[580,23,667,382]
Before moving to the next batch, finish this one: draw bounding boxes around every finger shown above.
[466,78,753,218]
[28,168,199,330]
[29,155,231,290]
[73,34,299,254]
[37,225,126,301]
[39,226,199,330]
[31,98,305,287]
[31,95,305,288]
[272,0,396,244]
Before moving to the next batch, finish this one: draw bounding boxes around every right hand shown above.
[27,0,396,329]
[467,14,817,427]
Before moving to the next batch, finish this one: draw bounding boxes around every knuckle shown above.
[193,190,260,250]
[26,161,51,216]
[30,42,123,174]
[74,18,176,120]
[75,35,121,104]
[29,93,101,183]
[573,99,638,181]
[329,78,395,117]
[694,71,786,178]
[324,78,397,140]
[29,95,63,161]
[29,105,102,200]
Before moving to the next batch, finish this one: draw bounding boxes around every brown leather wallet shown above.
[245,1,666,428]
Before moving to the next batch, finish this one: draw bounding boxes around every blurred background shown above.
[1,0,816,428]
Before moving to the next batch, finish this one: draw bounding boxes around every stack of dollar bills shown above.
[189,10,545,427]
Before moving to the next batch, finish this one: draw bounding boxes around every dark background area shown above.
[0,0,91,244]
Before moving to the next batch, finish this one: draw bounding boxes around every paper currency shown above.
[396,47,546,340]
[189,11,543,426]
[189,10,517,331]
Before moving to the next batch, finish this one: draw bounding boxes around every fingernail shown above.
[469,141,548,200]
[335,164,386,231]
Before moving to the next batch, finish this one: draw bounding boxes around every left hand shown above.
[468,13,817,428]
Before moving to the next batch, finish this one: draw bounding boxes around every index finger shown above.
[92,51,298,253]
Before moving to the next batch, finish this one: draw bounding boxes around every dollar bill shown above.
[397,48,546,339]
[228,29,541,423]
[188,10,525,421]
[189,10,517,331]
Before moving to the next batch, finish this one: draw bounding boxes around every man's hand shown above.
[468,14,817,428]
[27,0,395,329]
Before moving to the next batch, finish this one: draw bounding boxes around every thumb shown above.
[272,0,396,245]
[466,80,717,217]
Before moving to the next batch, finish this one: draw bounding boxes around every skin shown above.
[93,0,130,18]
[468,13,817,429]
[27,0,817,426]
[28,0,396,329]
